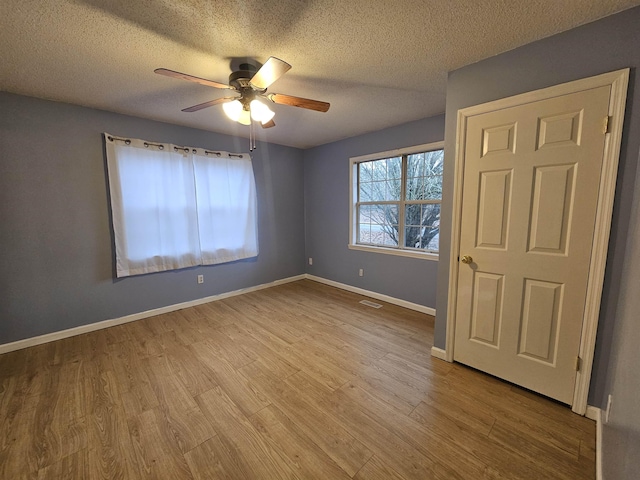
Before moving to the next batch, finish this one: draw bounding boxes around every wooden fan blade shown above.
[261,119,276,129]
[155,68,232,90]
[249,57,291,90]
[267,93,330,112]
[181,97,236,112]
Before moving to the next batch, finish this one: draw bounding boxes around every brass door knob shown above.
[461,255,473,264]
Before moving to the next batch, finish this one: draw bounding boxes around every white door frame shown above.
[443,69,629,414]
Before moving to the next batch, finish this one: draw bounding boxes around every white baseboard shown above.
[585,406,603,480]
[305,274,436,316]
[431,346,449,361]
[585,405,600,421]
[0,274,306,355]
[1,273,434,355]
[586,404,602,480]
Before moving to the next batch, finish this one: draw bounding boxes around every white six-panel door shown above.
[453,85,610,404]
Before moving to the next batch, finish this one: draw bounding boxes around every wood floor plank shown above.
[198,330,256,370]
[154,332,219,397]
[142,354,216,454]
[184,435,249,480]
[1,391,67,477]
[239,360,373,476]
[293,337,418,414]
[217,323,300,379]
[285,371,451,480]
[409,394,582,480]
[127,409,194,479]
[235,317,352,391]
[0,280,595,480]
[412,390,497,437]
[195,386,301,480]
[489,421,592,480]
[444,365,584,458]
[37,448,89,480]
[189,341,271,416]
[84,368,136,479]
[107,340,159,418]
[250,404,352,480]
[354,455,407,480]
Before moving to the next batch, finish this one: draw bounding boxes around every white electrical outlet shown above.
[359,268,364,277]
[197,274,204,284]
[308,257,313,265]
[605,394,613,423]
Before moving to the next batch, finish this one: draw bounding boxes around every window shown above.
[349,142,443,259]
[105,134,258,277]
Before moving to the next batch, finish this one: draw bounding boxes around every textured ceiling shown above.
[1,0,639,149]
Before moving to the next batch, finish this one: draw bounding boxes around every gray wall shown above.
[303,115,444,309]
[435,7,640,409]
[601,149,640,479]
[0,92,306,344]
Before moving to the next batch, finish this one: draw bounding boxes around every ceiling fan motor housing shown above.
[229,64,261,89]
[229,67,263,109]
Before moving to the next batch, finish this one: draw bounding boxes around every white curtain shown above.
[105,134,258,277]
[193,152,258,265]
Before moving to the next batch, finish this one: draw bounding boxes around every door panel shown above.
[528,164,576,254]
[476,170,512,249]
[518,279,563,363]
[454,85,611,404]
[469,271,504,347]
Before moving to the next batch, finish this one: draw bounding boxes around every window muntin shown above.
[354,147,443,254]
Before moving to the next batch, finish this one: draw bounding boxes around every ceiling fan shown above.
[154,57,330,133]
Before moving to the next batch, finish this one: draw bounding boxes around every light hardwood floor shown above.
[0,280,595,479]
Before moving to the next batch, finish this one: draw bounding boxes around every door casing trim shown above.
[444,69,629,414]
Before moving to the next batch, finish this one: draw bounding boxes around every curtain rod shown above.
[107,135,245,158]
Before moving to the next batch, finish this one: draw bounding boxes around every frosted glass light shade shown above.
[238,109,251,126]
[250,100,275,124]
[223,100,243,121]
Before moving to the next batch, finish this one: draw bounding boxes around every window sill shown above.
[348,243,439,261]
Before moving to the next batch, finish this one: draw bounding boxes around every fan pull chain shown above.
[250,119,254,151]
[249,118,257,151]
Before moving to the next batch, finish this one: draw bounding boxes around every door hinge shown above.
[575,356,581,372]
[603,115,611,134]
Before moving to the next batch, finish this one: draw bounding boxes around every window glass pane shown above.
[406,150,443,201]
[385,204,399,225]
[423,175,442,200]
[358,203,399,247]
[367,180,387,201]
[359,223,372,243]
[387,157,402,179]
[359,157,402,201]
[406,175,424,200]
[385,178,401,201]
[371,222,398,246]
[404,203,440,250]
[358,204,371,223]
[422,227,440,250]
[359,182,372,202]
[422,203,441,228]
[359,161,373,182]
[404,226,423,249]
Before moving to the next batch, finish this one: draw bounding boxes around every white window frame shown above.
[349,141,443,261]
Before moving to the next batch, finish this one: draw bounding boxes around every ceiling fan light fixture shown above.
[250,99,275,124]
[237,109,251,126]
[222,99,243,121]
